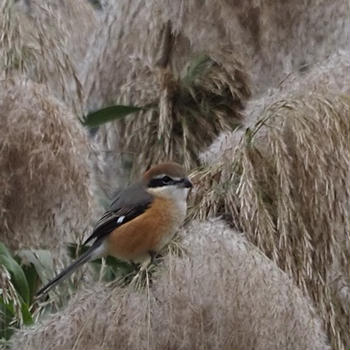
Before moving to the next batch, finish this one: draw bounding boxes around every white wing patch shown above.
[117,216,125,224]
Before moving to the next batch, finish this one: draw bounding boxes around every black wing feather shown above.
[83,183,153,246]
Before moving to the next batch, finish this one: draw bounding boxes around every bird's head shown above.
[143,162,193,201]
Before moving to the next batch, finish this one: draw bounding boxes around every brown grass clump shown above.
[202,49,350,164]
[83,0,348,191]
[10,220,330,350]
[82,2,250,187]
[0,0,97,112]
[154,0,350,94]
[190,92,350,349]
[0,77,96,253]
[119,50,250,174]
[85,0,349,102]
[276,50,350,96]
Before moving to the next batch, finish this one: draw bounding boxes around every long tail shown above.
[36,242,103,297]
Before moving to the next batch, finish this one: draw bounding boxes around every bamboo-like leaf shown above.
[0,255,30,305]
[21,263,39,303]
[82,105,143,127]
[0,242,12,258]
[0,297,15,340]
[20,303,33,326]
[17,249,54,285]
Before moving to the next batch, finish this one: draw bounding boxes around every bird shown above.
[36,162,193,296]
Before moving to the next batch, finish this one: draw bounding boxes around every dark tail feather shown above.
[36,243,101,297]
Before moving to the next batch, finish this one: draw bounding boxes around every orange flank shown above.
[105,196,177,262]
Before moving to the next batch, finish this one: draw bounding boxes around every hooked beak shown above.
[181,177,193,189]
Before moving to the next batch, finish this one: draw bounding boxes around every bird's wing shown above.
[83,183,153,245]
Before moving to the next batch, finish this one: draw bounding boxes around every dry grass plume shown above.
[82,0,349,193]
[154,0,350,94]
[1,2,349,349]
[201,50,350,164]
[10,221,330,350]
[82,1,250,190]
[0,77,96,253]
[0,0,97,112]
[190,91,350,349]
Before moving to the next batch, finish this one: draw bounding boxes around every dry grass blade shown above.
[190,92,350,349]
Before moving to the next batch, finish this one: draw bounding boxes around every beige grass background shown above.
[1,0,349,349]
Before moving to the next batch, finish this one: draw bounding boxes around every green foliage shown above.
[87,0,103,10]
[81,105,143,127]
[0,254,30,304]
[0,242,53,341]
[16,250,54,301]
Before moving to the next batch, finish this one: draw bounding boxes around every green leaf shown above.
[17,250,53,285]
[82,105,143,127]
[17,249,53,301]
[0,255,30,305]
[0,242,12,258]
[0,297,15,340]
[20,303,33,326]
[21,263,39,303]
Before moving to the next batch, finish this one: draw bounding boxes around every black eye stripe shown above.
[148,178,167,188]
[162,175,172,182]
[148,176,182,188]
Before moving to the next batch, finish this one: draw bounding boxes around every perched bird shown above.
[36,162,193,296]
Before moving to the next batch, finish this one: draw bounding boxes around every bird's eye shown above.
[162,175,172,184]
[148,175,174,188]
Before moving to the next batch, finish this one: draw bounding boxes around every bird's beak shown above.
[181,177,193,188]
